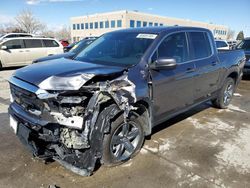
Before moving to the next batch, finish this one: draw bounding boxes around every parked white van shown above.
[0,33,34,41]
[0,37,63,68]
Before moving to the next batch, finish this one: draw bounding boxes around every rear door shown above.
[188,32,220,102]
[150,32,195,123]
[0,39,26,67]
[42,39,63,55]
[24,39,47,64]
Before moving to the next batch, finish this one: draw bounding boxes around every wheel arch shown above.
[134,99,152,136]
[227,71,238,83]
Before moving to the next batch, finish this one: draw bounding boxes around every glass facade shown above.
[143,21,147,27]
[90,22,93,29]
[105,21,109,28]
[136,21,141,27]
[95,22,98,29]
[100,21,104,28]
[117,20,122,27]
[214,29,227,35]
[130,20,135,28]
[111,20,115,28]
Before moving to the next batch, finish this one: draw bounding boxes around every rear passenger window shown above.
[155,32,188,63]
[43,40,59,47]
[24,39,43,48]
[3,39,24,49]
[188,32,212,59]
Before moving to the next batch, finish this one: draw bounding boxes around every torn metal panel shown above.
[51,112,84,129]
[38,74,96,91]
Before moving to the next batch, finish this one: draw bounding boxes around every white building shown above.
[70,10,229,42]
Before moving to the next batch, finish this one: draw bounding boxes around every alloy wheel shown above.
[110,121,141,161]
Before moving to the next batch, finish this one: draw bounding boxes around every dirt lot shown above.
[0,68,250,188]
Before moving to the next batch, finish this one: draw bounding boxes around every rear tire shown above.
[101,111,145,166]
[212,77,235,109]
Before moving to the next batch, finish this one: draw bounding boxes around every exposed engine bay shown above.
[9,71,147,176]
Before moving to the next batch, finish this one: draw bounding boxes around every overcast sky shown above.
[1,0,250,37]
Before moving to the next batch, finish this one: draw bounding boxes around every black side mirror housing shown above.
[150,58,177,70]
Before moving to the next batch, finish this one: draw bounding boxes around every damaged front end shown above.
[8,72,138,176]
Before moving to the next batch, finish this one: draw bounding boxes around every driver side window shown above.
[3,39,24,49]
[153,32,188,64]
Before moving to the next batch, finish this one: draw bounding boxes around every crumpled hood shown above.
[14,58,126,87]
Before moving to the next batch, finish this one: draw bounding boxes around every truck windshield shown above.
[237,40,250,51]
[69,39,95,54]
[75,32,157,66]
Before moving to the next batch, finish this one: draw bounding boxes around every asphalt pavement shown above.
[0,68,250,188]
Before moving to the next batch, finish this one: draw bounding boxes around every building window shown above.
[77,24,80,30]
[117,20,122,27]
[100,21,104,28]
[160,23,163,26]
[81,23,84,30]
[94,22,98,29]
[154,23,158,26]
[149,22,153,26]
[136,21,141,27]
[90,22,93,29]
[143,21,147,27]
[73,24,76,30]
[130,20,135,28]
[111,20,115,28]
[85,23,88,29]
[105,21,109,28]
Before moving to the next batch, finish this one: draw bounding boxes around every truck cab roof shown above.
[109,26,211,35]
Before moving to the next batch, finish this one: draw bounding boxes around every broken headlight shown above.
[38,74,95,91]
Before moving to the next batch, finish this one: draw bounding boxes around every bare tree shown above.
[55,26,71,40]
[41,25,71,41]
[15,9,45,34]
[227,29,235,40]
[0,22,24,33]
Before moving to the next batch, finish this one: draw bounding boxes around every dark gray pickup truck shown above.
[8,27,245,176]
[236,37,250,75]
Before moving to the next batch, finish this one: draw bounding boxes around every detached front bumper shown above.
[9,103,94,176]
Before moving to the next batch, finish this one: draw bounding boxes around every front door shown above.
[0,39,27,67]
[149,32,195,124]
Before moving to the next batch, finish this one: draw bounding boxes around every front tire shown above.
[212,77,235,109]
[102,112,145,166]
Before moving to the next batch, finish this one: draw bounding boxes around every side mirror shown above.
[150,58,177,70]
[1,45,7,50]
